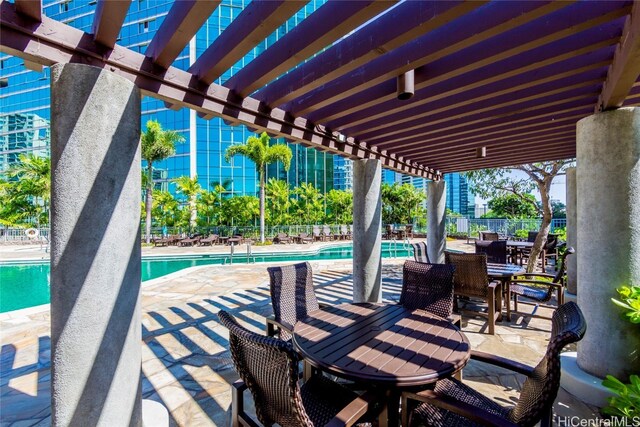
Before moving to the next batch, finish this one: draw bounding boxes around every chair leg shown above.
[488,290,496,335]
[231,380,245,427]
[506,286,512,322]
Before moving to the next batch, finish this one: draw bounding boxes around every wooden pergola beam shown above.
[188,1,304,85]
[14,0,41,22]
[0,2,438,180]
[597,2,640,110]
[92,0,132,49]
[145,0,221,69]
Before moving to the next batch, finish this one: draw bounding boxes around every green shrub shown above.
[612,286,640,324]
[602,375,640,419]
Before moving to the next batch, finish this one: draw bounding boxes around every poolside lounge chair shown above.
[179,236,200,246]
[507,247,575,321]
[273,233,291,244]
[402,301,586,427]
[322,225,334,241]
[218,310,379,427]
[411,241,430,263]
[401,261,459,328]
[153,236,169,247]
[294,232,313,244]
[339,225,351,240]
[312,226,324,242]
[198,234,218,246]
[445,252,501,335]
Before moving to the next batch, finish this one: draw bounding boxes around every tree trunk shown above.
[259,167,265,244]
[145,164,153,244]
[526,179,553,272]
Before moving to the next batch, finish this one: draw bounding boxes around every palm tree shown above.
[174,175,201,232]
[141,120,184,243]
[225,132,292,243]
[5,154,51,227]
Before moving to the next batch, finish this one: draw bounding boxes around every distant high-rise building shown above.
[267,143,333,193]
[444,173,475,217]
[333,157,353,190]
[0,0,333,198]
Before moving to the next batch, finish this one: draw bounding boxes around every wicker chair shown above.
[410,241,430,264]
[475,240,508,264]
[479,231,500,241]
[402,301,586,427]
[445,252,501,335]
[507,247,575,321]
[401,261,459,328]
[218,310,379,427]
[266,262,320,341]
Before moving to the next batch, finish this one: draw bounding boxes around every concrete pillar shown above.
[50,64,142,426]
[576,107,640,380]
[353,159,382,303]
[565,167,577,297]
[427,180,447,263]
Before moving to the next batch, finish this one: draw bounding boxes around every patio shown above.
[1,250,598,426]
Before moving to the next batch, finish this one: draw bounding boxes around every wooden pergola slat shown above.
[14,0,41,22]
[598,1,640,110]
[145,0,221,70]
[188,1,304,85]
[224,0,396,97]
[92,0,132,49]
[252,0,487,107]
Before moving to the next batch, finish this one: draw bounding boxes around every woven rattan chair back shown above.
[508,302,586,425]
[475,240,508,264]
[401,261,455,318]
[445,252,490,298]
[218,310,312,427]
[480,231,500,241]
[527,231,539,242]
[411,241,430,263]
[268,262,319,340]
[552,247,575,284]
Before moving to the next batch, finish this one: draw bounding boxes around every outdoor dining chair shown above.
[401,301,586,427]
[218,310,380,427]
[265,262,320,341]
[401,261,459,328]
[474,240,508,264]
[479,231,500,241]
[445,252,500,335]
[507,247,575,321]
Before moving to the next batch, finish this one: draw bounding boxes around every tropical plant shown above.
[381,183,426,225]
[174,175,201,232]
[0,154,51,227]
[265,178,291,226]
[152,190,179,228]
[612,286,640,324]
[325,189,353,224]
[487,193,539,218]
[141,120,184,243]
[293,182,324,225]
[465,160,573,272]
[225,132,292,243]
[224,195,260,226]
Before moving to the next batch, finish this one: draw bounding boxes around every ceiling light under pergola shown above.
[397,70,414,100]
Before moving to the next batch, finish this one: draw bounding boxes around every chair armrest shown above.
[402,389,518,427]
[470,350,535,376]
[231,380,261,427]
[265,315,294,337]
[318,302,331,310]
[510,279,561,289]
[325,391,379,427]
[517,273,556,279]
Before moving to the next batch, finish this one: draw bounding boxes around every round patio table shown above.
[293,302,470,426]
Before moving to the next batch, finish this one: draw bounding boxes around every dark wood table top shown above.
[487,262,526,278]
[293,303,470,387]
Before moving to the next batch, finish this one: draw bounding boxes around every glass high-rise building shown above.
[444,172,475,217]
[0,0,332,196]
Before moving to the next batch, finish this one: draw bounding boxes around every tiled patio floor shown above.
[1,244,601,426]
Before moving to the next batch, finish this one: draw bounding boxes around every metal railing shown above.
[445,218,567,239]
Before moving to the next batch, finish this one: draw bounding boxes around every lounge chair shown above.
[322,225,334,241]
[339,224,351,240]
[411,241,430,263]
[294,232,313,244]
[153,236,169,247]
[273,233,291,244]
[312,226,324,241]
[179,236,199,246]
[198,234,218,246]
[218,310,379,427]
[402,301,586,427]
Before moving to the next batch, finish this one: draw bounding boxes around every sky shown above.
[473,169,567,206]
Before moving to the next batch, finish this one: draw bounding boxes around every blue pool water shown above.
[0,243,413,313]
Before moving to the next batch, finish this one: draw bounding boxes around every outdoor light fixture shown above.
[476,146,487,158]
[337,133,346,143]
[397,70,414,100]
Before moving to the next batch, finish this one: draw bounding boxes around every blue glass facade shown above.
[0,0,332,196]
[444,172,476,217]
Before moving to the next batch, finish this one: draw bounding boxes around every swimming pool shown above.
[0,242,413,313]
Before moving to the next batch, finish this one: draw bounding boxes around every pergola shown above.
[1,1,639,425]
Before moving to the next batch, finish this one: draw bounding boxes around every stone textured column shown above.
[576,107,640,380]
[565,167,578,296]
[50,64,142,426]
[353,159,382,303]
[427,180,447,264]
